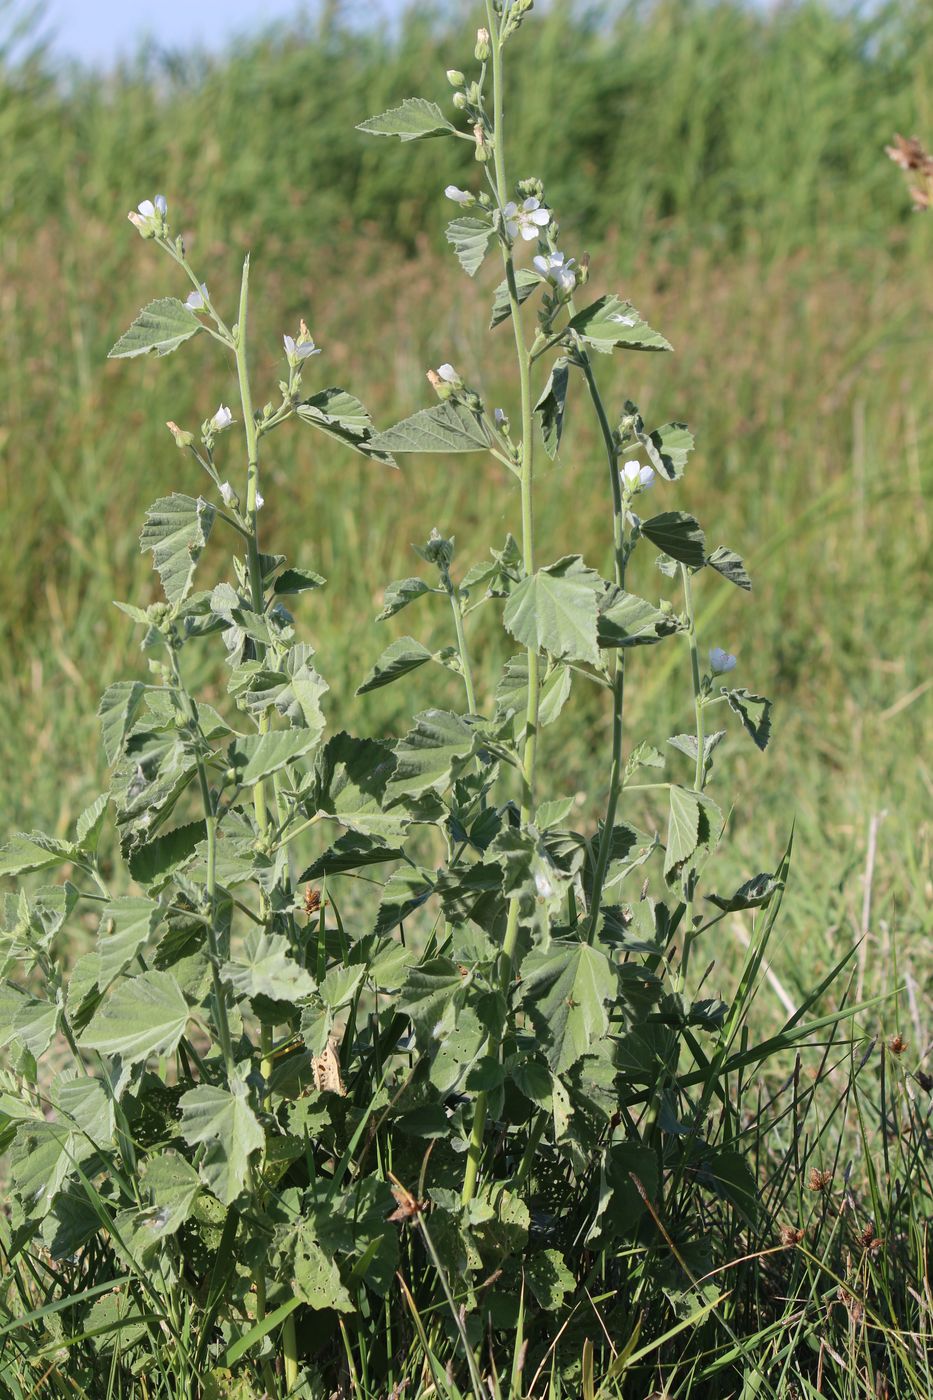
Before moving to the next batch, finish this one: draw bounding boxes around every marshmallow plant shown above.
[0,8,819,1400]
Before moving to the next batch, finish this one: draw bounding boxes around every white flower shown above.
[610,311,638,327]
[211,404,233,431]
[532,250,577,294]
[621,460,655,492]
[284,333,321,362]
[444,185,473,205]
[219,481,235,506]
[437,363,460,384]
[186,283,208,311]
[503,196,550,241]
[709,646,737,674]
[154,194,167,216]
[254,492,265,511]
[137,199,155,218]
[494,407,507,426]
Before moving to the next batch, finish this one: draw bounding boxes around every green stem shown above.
[196,743,237,1084]
[233,255,271,844]
[579,352,627,944]
[443,572,478,713]
[463,1,538,1207]
[680,563,706,985]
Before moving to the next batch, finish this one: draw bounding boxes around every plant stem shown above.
[463,2,538,1207]
[680,562,706,985]
[446,580,479,714]
[579,352,627,944]
[232,255,271,844]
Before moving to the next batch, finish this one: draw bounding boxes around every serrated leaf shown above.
[377,576,434,621]
[707,546,752,591]
[534,357,569,460]
[398,958,465,1050]
[97,897,163,987]
[370,401,488,455]
[597,587,681,648]
[667,730,726,774]
[642,422,694,480]
[140,495,216,608]
[490,267,540,329]
[495,654,572,739]
[522,941,616,1073]
[640,512,706,568]
[12,997,60,1058]
[136,1151,202,1252]
[79,970,188,1065]
[127,820,206,890]
[504,555,603,665]
[527,1249,575,1311]
[293,1233,354,1312]
[227,729,321,785]
[179,1082,264,1205]
[357,97,454,141]
[356,636,434,695]
[297,387,396,467]
[107,297,203,359]
[299,832,403,880]
[664,786,701,883]
[75,794,109,852]
[98,682,147,766]
[373,868,435,937]
[0,830,76,879]
[385,709,475,804]
[723,687,773,750]
[222,929,316,1005]
[566,295,672,354]
[446,216,494,277]
[307,732,408,840]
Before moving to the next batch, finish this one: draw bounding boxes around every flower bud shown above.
[447,69,465,87]
[473,122,490,162]
[166,421,194,449]
[452,91,468,111]
[475,27,491,60]
[420,528,455,570]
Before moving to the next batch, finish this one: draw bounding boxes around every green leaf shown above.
[107,297,203,359]
[75,794,109,853]
[398,958,465,1050]
[98,682,147,766]
[307,732,408,840]
[377,576,434,621]
[57,1077,115,1149]
[293,1233,354,1312]
[357,97,454,141]
[300,832,402,880]
[640,512,706,568]
[642,422,694,481]
[446,216,494,277]
[222,930,317,1004]
[624,741,666,779]
[127,820,206,890]
[273,568,326,596]
[522,941,617,1073]
[227,729,321,786]
[663,786,701,884]
[504,555,603,666]
[12,997,60,1059]
[707,546,752,591]
[495,654,572,739]
[723,687,773,751]
[385,709,476,804]
[461,533,524,598]
[526,1249,575,1311]
[490,268,540,329]
[0,830,75,879]
[356,636,434,695]
[597,588,681,648]
[79,970,188,1065]
[97,897,163,987]
[179,1082,264,1205]
[370,401,488,455]
[534,357,570,460]
[668,730,726,775]
[137,1150,202,1250]
[140,495,216,608]
[707,872,782,912]
[566,295,672,354]
[297,387,396,468]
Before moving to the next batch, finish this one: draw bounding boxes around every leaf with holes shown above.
[140,495,215,608]
[179,1082,265,1205]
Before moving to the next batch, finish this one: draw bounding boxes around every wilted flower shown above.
[186,283,208,311]
[284,333,321,363]
[165,421,194,449]
[445,185,474,206]
[211,405,233,432]
[219,481,235,506]
[621,460,655,492]
[533,250,576,294]
[503,196,550,241]
[475,26,491,60]
[709,646,737,674]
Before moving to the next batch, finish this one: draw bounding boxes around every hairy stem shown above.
[680,562,706,984]
[580,353,627,944]
[463,1,538,1207]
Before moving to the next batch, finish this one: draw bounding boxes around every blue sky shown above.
[41,0,400,67]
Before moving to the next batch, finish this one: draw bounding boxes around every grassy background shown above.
[0,0,931,1007]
